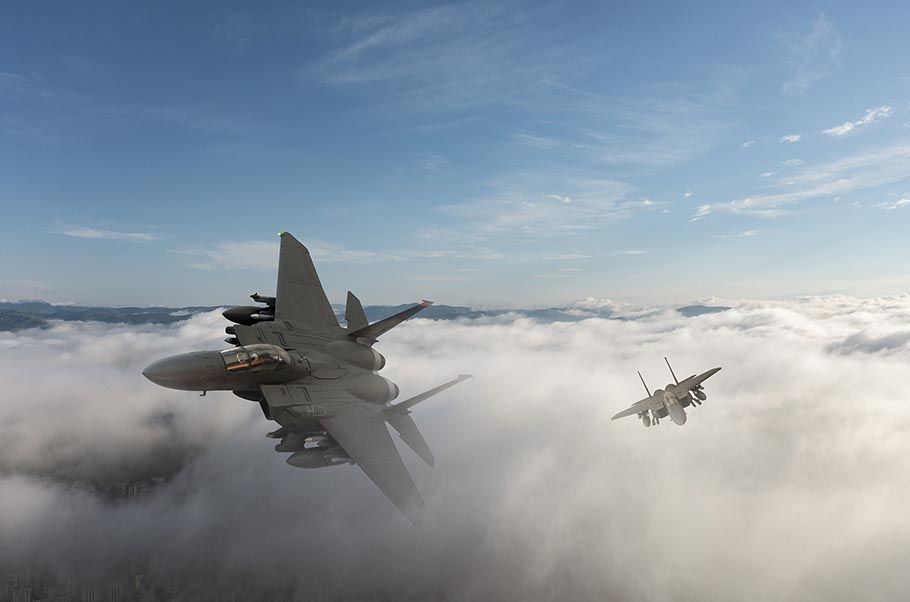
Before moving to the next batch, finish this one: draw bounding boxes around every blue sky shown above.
[2,1,909,307]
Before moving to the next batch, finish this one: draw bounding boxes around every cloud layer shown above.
[2,297,910,599]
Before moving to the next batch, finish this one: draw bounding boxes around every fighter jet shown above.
[142,232,471,523]
[611,358,720,427]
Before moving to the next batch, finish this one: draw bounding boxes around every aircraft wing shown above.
[611,395,659,420]
[274,232,339,331]
[320,405,425,524]
[677,367,721,391]
[260,383,424,523]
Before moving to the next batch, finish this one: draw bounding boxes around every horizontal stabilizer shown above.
[392,374,472,412]
[345,291,369,332]
[347,300,434,343]
[385,412,435,467]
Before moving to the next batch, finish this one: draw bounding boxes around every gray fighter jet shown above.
[611,358,720,427]
[142,232,471,523]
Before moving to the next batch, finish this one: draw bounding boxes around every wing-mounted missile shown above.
[275,432,309,452]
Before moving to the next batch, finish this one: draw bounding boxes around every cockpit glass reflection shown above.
[220,344,291,373]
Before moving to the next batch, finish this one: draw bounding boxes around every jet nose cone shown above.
[142,353,206,390]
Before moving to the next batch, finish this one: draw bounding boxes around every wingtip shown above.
[420,299,434,307]
[457,374,473,381]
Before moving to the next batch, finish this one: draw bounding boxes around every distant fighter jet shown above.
[143,232,471,523]
[611,358,720,427]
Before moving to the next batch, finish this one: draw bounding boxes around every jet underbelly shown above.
[667,402,687,425]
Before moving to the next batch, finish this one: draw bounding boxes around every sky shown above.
[2,1,909,307]
[3,297,910,599]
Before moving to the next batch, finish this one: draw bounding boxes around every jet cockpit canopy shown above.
[220,344,291,373]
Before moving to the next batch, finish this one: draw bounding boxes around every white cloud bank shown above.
[2,297,910,599]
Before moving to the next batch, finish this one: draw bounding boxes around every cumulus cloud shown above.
[823,105,892,136]
[3,297,910,599]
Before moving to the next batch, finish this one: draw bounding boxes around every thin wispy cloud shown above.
[714,230,759,239]
[822,105,892,136]
[172,239,507,271]
[434,174,642,242]
[173,240,406,271]
[60,227,159,242]
[878,197,910,210]
[693,145,910,218]
[416,152,450,172]
[742,140,755,148]
[781,158,804,166]
[779,134,801,143]
[543,254,592,261]
[506,80,735,171]
[781,13,842,95]
[612,250,647,256]
[690,204,712,222]
[311,6,733,172]
[759,171,775,178]
[306,4,561,113]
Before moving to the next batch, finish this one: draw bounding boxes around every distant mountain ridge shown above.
[0,300,730,332]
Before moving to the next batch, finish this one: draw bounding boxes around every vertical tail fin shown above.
[275,232,338,328]
[345,291,369,332]
[664,357,679,385]
[638,371,651,396]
